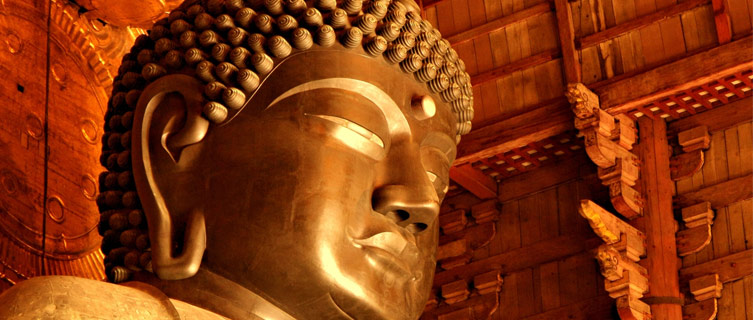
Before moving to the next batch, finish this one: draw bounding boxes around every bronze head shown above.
[97,0,473,318]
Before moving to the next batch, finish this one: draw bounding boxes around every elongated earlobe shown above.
[131,74,209,280]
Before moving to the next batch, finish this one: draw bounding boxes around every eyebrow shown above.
[266,78,410,137]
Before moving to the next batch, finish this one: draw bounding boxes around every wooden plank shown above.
[659,16,687,59]
[738,122,753,176]
[449,164,498,199]
[707,126,730,186]
[516,269,536,317]
[675,174,753,209]
[539,261,560,311]
[447,2,552,46]
[745,275,753,319]
[596,36,753,113]
[498,200,523,256]
[455,98,572,166]
[711,207,731,259]
[579,0,709,48]
[727,202,746,253]
[519,194,543,246]
[680,249,753,283]
[472,49,561,87]
[538,188,559,241]
[666,97,752,136]
[432,233,602,287]
[557,251,580,306]
[635,116,683,319]
[727,0,752,37]
[554,0,582,82]
[743,199,753,251]
[499,267,520,319]
[725,126,742,178]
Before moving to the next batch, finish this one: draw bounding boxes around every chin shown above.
[327,266,433,320]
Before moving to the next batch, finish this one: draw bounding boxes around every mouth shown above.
[351,231,422,279]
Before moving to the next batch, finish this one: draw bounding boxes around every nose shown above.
[372,145,439,234]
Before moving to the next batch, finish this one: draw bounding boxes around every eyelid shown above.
[305,113,387,161]
[309,114,385,148]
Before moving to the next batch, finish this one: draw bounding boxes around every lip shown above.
[352,231,421,277]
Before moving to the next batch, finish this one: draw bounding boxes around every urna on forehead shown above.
[110,0,474,136]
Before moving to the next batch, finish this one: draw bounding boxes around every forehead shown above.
[229,49,457,138]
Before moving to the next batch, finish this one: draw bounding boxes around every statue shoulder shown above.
[0,276,194,319]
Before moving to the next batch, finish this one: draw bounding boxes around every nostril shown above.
[406,223,427,234]
[385,209,410,222]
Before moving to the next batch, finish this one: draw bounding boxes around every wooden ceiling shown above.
[426,0,753,198]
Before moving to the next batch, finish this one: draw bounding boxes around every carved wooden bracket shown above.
[472,270,503,295]
[431,271,502,320]
[689,274,723,301]
[671,126,710,181]
[579,200,651,320]
[440,209,468,235]
[567,83,643,219]
[437,239,471,270]
[683,274,722,320]
[676,202,715,256]
[471,199,499,224]
[437,200,500,270]
[682,298,718,320]
[441,280,471,305]
[579,200,646,260]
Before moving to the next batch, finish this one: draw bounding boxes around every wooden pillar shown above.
[635,117,682,319]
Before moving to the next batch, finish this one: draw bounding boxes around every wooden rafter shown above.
[578,0,709,49]
[667,96,753,136]
[554,0,580,83]
[471,49,560,87]
[449,164,498,199]
[674,174,753,209]
[446,2,552,46]
[680,249,753,284]
[595,36,753,115]
[433,234,602,287]
[455,98,572,166]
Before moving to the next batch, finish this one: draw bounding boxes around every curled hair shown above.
[98,0,474,282]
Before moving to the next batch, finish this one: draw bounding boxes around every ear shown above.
[131,74,209,280]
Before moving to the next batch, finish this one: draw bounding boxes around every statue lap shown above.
[0,276,227,319]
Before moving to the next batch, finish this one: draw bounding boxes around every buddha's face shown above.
[161,50,456,318]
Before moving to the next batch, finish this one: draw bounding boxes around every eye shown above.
[305,113,387,161]
[309,114,385,148]
[421,147,450,198]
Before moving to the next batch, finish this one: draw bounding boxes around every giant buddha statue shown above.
[0,0,473,318]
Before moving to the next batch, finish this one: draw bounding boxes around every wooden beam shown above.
[471,49,560,87]
[635,117,682,319]
[449,164,497,199]
[554,0,581,83]
[446,2,552,46]
[432,233,602,286]
[680,249,753,283]
[455,98,572,166]
[595,36,753,114]
[498,153,593,202]
[578,0,709,49]
[711,0,732,44]
[674,174,753,209]
[667,96,753,136]
[522,294,615,320]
